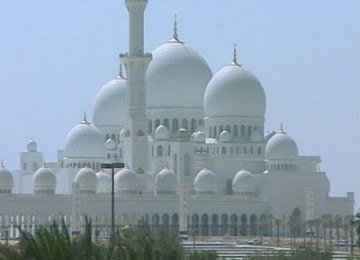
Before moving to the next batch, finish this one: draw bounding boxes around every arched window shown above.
[32,162,38,172]
[149,120,152,134]
[233,125,239,136]
[199,119,204,127]
[172,119,179,133]
[226,179,232,195]
[247,125,252,136]
[157,146,163,157]
[201,214,209,236]
[219,125,224,133]
[257,147,261,155]
[241,125,246,136]
[240,214,248,236]
[182,119,188,130]
[191,119,196,132]
[226,125,231,132]
[222,147,227,154]
[184,153,190,176]
[211,214,219,236]
[163,118,169,129]
[244,147,247,154]
[250,214,257,236]
[155,119,161,129]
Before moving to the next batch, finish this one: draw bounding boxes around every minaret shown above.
[120,0,152,175]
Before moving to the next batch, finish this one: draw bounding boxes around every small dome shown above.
[232,169,255,192]
[64,115,104,159]
[192,131,206,143]
[92,74,126,127]
[96,171,111,193]
[147,40,212,109]
[155,168,177,195]
[155,125,170,141]
[33,166,56,193]
[74,167,97,192]
[204,64,266,118]
[105,138,117,151]
[0,164,13,191]
[115,168,139,192]
[219,130,231,143]
[194,168,216,195]
[27,139,37,152]
[265,130,299,160]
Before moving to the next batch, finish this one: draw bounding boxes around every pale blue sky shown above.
[0,1,359,206]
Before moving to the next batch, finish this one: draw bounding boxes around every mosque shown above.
[0,0,354,238]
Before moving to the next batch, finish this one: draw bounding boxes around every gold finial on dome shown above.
[231,43,241,66]
[170,15,182,43]
[279,122,286,133]
[43,160,47,168]
[81,111,90,125]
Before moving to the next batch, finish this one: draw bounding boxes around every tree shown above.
[313,218,321,250]
[354,211,360,247]
[334,215,342,249]
[343,215,353,251]
[275,218,281,247]
[306,219,314,248]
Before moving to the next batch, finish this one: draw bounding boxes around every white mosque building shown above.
[0,0,354,238]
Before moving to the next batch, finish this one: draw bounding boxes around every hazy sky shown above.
[0,1,359,206]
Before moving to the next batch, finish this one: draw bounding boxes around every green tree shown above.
[334,215,342,249]
[354,211,360,247]
[275,218,281,247]
[313,218,321,250]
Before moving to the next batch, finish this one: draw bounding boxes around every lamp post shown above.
[192,229,198,253]
[101,161,124,243]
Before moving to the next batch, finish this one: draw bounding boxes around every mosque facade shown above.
[0,0,354,238]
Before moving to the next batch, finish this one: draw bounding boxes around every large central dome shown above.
[146,39,212,108]
[204,63,266,118]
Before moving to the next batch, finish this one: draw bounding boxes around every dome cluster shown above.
[193,168,259,197]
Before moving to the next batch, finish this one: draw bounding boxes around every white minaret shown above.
[120,0,152,175]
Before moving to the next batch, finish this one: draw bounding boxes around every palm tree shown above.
[320,214,330,249]
[313,218,321,250]
[328,215,334,253]
[268,214,274,237]
[275,218,281,247]
[355,211,360,247]
[343,215,353,251]
[334,215,342,249]
[306,219,314,248]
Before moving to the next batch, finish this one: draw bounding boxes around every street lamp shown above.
[192,229,198,253]
[101,161,124,243]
